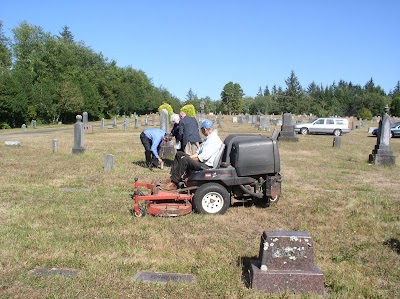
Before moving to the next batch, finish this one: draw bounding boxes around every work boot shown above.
[161,182,177,191]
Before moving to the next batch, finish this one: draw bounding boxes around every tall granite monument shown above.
[369,105,396,165]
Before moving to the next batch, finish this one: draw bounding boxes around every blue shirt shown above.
[143,128,166,159]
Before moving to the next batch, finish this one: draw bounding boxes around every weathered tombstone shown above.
[112,116,117,128]
[259,116,269,131]
[278,113,298,142]
[145,116,149,126]
[159,109,169,132]
[333,136,341,148]
[100,118,105,129]
[134,115,139,129]
[159,109,175,159]
[82,112,88,124]
[232,116,238,123]
[4,141,21,147]
[21,124,27,131]
[58,121,62,126]
[249,231,325,295]
[52,139,59,153]
[31,120,37,129]
[104,154,115,170]
[369,106,396,165]
[200,100,205,114]
[122,118,128,131]
[72,115,85,154]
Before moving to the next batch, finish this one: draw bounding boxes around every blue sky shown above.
[1,1,399,101]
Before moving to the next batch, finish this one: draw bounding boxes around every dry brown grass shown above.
[0,116,399,298]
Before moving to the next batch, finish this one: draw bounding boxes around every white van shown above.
[293,118,350,136]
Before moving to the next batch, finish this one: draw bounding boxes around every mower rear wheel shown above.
[193,183,230,215]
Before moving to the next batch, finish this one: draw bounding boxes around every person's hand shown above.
[158,157,163,163]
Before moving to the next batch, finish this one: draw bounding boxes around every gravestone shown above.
[28,267,79,277]
[112,116,117,128]
[122,118,128,131]
[104,154,115,170]
[21,124,27,131]
[259,116,269,131]
[82,112,88,124]
[278,113,298,142]
[4,141,21,147]
[145,116,149,126]
[72,115,85,154]
[250,231,325,295]
[232,116,238,123]
[100,118,105,129]
[159,109,175,159]
[369,106,396,165]
[200,100,205,114]
[333,136,341,148]
[134,271,195,284]
[159,109,169,132]
[134,115,139,129]
[52,139,59,153]
[31,120,37,129]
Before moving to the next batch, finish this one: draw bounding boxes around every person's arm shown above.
[150,136,163,160]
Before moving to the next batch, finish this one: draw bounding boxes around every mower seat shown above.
[211,144,226,169]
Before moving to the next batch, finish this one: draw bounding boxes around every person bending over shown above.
[140,128,172,168]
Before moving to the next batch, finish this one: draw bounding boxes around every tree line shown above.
[1,20,399,128]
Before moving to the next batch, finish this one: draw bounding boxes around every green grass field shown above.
[1,117,399,298]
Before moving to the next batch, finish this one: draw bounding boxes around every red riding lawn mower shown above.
[131,132,282,217]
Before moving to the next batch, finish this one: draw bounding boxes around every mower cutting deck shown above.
[131,178,193,217]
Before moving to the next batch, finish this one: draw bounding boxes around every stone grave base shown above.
[369,153,396,165]
[249,260,325,295]
[278,131,299,142]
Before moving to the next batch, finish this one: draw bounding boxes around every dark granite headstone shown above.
[278,113,299,142]
[250,231,325,295]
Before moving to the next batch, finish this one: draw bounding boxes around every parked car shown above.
[372,122,400,138]
[293,118,350,136]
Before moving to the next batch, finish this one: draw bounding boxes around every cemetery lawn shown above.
[0,118,399,299]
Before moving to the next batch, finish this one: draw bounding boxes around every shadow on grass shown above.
[131,159,174,169]
[238,256,258,289]
[383,238,400,254]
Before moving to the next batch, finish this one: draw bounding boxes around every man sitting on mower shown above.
[161,119,222,191]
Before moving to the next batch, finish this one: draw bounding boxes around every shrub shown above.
[158,103,173,119]
[358,107,373,120]
[0,123,11,129]
[180,104,196,117]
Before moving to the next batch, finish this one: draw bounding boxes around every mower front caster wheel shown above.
[193,183,230,215]
[134,206,146,217]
